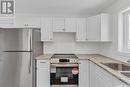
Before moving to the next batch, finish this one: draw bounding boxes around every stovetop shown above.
[51,54,78,59]
[50,54,78,63]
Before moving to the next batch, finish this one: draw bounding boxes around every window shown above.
[128,14,130,49]
[123,11,130,51]
[118,9,130,53]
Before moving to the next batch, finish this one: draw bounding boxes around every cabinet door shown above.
[65,18,76,32]
[86,15,101,41]
[89,61,96,87]
[100,14,111,41]
[95,64,126,87]
[76,18,87,41]
[95,75,111,87]
[90,62,127,87]
[37,60,50,87]
[79,60,89,87]
[37,68,50,87]
[53,18,65,32]
[41,18,53,41]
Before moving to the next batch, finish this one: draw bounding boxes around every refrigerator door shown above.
[0,53,4,87]
[19,52,32,87]
[0,28,32,52]
[0,52,32,87]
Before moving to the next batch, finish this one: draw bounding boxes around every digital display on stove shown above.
[59,59,70,62]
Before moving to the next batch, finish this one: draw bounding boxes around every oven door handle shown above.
[51,64,78,67]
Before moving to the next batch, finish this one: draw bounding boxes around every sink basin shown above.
[120,71,130,78]
[101,62,130,71]
[101,62,130,78]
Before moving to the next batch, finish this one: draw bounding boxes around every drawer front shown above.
[37,60,50,68]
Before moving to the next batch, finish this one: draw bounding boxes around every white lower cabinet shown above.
[89,61,96,87]
[79,60,89,87]
[90,61,129,87]
[37,60,50,87]
[36,60,129,87]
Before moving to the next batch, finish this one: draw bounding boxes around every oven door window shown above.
[51,67,78,85]
[56,67,78,79]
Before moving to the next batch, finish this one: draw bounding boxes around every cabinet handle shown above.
[40,62,47,63]
[24,24,28,26]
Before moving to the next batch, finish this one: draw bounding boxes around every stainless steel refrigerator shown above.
[0,28,43,87]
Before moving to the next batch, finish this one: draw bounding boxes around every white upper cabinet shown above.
[53,17,77,32]
[86,15,101,41]
[53,18,65,32]
[14,16,41,28]
[76,18,87,41]
[65,18,77,32]
[41,17,53,41]
[86,13,111,41]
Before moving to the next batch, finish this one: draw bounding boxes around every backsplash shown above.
[44,33,100,54]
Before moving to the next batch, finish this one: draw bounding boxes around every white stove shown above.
[50,54,79,86]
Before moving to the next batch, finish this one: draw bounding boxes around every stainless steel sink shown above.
[101,62,130,78]
[101,62,130,71]
[120,71,130,78]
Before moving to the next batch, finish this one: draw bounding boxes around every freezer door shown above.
[0,29,32,51]
[0,52,32,87]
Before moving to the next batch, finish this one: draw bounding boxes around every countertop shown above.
[36,54,53,60]
[36,54,130,86]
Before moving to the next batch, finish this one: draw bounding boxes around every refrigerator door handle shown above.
[28,29,33,74]
[28,29,32,51]
[28,54,32,74]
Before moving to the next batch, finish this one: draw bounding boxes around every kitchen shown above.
[0,0,130,87]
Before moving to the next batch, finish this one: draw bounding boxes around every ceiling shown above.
[16,0,117,16]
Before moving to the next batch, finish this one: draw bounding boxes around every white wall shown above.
[100,0,130,62]
[44,33,100,54]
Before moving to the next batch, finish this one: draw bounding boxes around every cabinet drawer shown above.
[37,60,50,68]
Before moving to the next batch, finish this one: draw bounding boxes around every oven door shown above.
[50,64,79,86]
